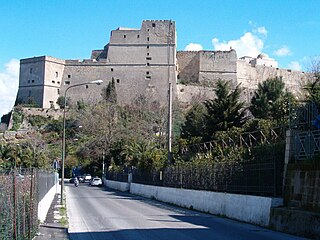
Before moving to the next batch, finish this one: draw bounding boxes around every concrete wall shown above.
[103,179,130,192]
[129,183,283,226]
[38,173,59,222]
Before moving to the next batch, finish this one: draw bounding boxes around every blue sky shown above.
[1,0,320,117]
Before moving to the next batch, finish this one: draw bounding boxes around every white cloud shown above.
[256,26,268,36]
[184,43,203,51]
[287,61,302,71]
[274,46,292,57]
[0,59,20,117]
[212,32,264,58]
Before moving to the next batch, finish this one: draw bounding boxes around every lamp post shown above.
[61,80,103,205]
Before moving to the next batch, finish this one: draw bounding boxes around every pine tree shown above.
[204,80,247,140]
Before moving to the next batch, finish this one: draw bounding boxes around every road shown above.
[66,182,306,240]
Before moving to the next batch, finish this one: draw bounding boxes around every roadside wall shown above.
[38,172,59,222]
[129,183,282,226]
[104,179,130,192]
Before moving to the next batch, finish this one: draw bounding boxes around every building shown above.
[16,20,310,109]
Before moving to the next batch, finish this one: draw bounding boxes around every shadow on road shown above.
[68,186,305,240]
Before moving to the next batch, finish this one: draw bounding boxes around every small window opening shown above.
[116,79,120,83]
[146,57,152,60]
[52,80,55,84]
[147,29,150,32]
[65,81,70,85]
[68,75,71,78]
[147,45,149,49]
[28,90,31,96]
[86,85,89,89]
[146,76,151,80]
[146,71,150,75]
[147,37,150,41]
[152,23,156,27]
[137,35,140,38]
[57,81,60,84]
[31,80,35,83]
[147,63,150,66]
[57,89,60,94]
[124,35,126,38]
[28,80,30,83]
[111,68,114,72]
[55,72,58,77]
[147,52,150,56]
[30,68,33,74]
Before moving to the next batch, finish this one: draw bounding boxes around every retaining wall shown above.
[37,173,59,222]
[129,183,282,226]
[103,179,130,192]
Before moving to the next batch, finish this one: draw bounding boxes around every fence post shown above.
[29,168,34,239]
[13,169,17,240]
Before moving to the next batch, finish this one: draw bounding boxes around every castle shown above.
[16,20,310,109]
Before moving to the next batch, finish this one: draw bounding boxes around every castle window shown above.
[28,80,30,83]
[52,80,55,84]
[68,75,71,78]
[147,29,150,32]
[145,76,151,80]
[57,89,60,94]
[147,37,150,41]
[28,90,31,96]
[147,45,149,49]
[146,63,150,66]
[65,81,70,85]
[116,79,120,83]
[124,35,126,38]
[137,35,140,38]
[31,80,35,83]
[30,68,33,74]
[55,72,58,77]
[146,71,150,75]
[86,85,89,89]
[111,68,114,72]
[57,81,60,84]
[177,75,180,79]
[152,23,156,27]
[147,52,150,56]
[146,57,152,60]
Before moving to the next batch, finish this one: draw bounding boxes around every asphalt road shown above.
[66,183,306,240]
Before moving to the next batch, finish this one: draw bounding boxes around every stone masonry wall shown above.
[284,163,320,212]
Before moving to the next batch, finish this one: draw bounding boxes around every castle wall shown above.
[176,51,199,84]
[199,50,238,87]
[237,60,311,102]
[17,57,46,106]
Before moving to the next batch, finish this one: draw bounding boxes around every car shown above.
[90,177,102,186]
[69,177,76,183]
[83,174,92,183]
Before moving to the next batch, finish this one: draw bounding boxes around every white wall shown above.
[104,179,130,192]
[38,173,59,222]
[130,183,283,226]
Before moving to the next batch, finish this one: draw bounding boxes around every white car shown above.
[90,177,102,186]
[83,174,92,183]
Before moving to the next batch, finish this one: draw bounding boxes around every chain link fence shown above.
[0,168,56,240]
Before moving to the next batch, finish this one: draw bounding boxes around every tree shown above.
[101,79,117,103]
[250,77,294,123]
[181,103,206,143]
[204,80,248,140]
[56,96,70,109]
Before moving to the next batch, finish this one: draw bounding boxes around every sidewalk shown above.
[34,193,69,240]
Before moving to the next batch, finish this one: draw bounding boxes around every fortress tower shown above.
[16,20,177,108]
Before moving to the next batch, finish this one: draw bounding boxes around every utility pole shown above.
[168,82,173,163]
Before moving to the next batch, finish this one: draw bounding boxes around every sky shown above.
[1,0,320,117]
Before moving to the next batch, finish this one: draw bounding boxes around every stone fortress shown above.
[16,20,310,109]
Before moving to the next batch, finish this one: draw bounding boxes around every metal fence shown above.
[131,155,284,197]
[105,170,129,183]
[0,168,56,240]
[294,129,320,161]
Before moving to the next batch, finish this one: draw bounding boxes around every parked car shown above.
[90,177,102,186]
[83,174,92,183]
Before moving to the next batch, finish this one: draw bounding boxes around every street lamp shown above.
[61,79,103,205]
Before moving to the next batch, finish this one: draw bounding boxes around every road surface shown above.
[66,182,306,240]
